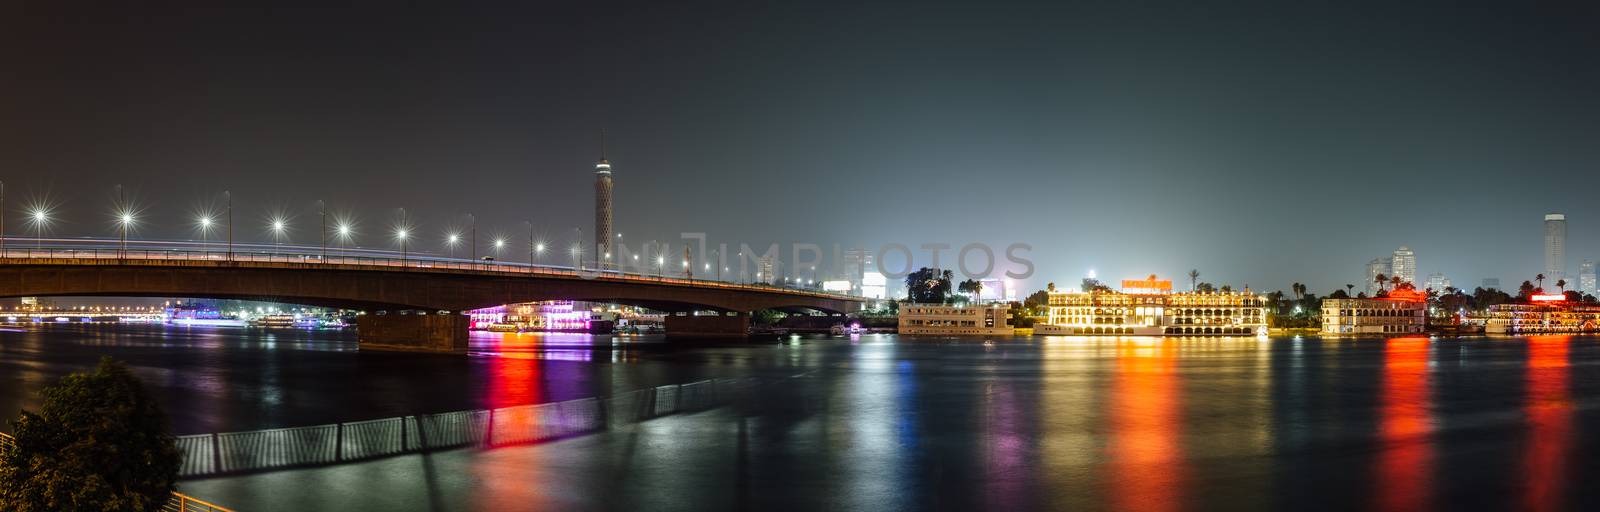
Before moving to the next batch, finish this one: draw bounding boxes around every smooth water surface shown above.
[4,325,1599,510]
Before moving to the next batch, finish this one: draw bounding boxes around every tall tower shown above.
[1391,246,1416,286]
[594,131,614,262]
[1366,257,1392,295]
[1545,213,1566,281]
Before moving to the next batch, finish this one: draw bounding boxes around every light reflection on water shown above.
[8,326,1600,509]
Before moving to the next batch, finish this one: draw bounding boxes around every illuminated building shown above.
[1320,288,1427,335]
[1481,294,1600,334]
[1580,260,1595,296]
[1391,246,1416,286]
[1545,213,1566,282]
[861,271,887,299]
[1424,273,1450,292]
[469,301,609,332]
[898,303,1012,336]
[1367,258,1392,295]
[1036,275,1268,336]
[594,133,614,260]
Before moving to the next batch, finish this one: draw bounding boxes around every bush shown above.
[1,357,180,511]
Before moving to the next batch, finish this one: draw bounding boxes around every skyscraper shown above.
[594,132,614,261]
[1545,213,1567,281]
[1581,260,1596,296]
[1391,246,1416,285]
[1425,272,1451,292]
[1366,257,1392,296]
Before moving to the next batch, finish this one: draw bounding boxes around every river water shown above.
[3,325,1599,510]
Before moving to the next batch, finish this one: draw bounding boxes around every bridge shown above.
[0,244,864,352]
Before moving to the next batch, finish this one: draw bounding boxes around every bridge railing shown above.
[170,376,763,477]
[0,243,858,302]
[0,431,234,512]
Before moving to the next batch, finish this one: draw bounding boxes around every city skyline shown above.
[3,3,1599,294]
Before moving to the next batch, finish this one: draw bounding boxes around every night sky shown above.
[4,2,1600,294]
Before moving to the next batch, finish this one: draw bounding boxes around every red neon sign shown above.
[1531,294,1566,302]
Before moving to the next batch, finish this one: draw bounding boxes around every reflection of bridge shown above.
[0,245,863,352]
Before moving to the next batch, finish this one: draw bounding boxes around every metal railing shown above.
[0,239,858,303]
[0,431,233,512]
[171,376,761,477]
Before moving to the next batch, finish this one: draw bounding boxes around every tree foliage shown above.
[905,267,954,304]
[1,358,180,512]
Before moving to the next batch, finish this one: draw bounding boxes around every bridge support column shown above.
[665,312,750,338]
[356,313,470,353]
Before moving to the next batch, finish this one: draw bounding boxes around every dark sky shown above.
[4,1,1599,294]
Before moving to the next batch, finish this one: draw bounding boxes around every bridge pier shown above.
[355,313,470,353]
[664,312,750,338]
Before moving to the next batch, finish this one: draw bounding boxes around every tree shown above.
[956,279,983,301]
[1220,285,1233,293]
[1536,273,1546,291]
[1,358,180,512]
[1188,269,1200,291]
[1329,289,1350,299]
[1390,275,1403,290]
[1556,279,1567,292]
[1023,290,1050,310]
[1518,280,1537,300]
[1345,284,1355,297]
[1046,282,1056,293]
[1374,273,1388,293]
[905,268,954,304]
[1081,278,1111,293]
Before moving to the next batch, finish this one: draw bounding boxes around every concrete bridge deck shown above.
[0,248,864,352]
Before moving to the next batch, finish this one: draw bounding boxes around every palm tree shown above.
[1390,276,1402,291]
[1375,273,1388,293]
[1557,279,1567,293]
[1345,284,1355,297]
[1536,273,1546,291]
[1188,269,1200,291]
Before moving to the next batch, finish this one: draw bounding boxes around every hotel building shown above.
[1320,289,1427,335]
[898,303,1013,336]
[1035,276,1268,336]
[1546,213,1566,282]
[1366,258,1392,295]
[1391,246,1416,286]
[1480,294,1600,334]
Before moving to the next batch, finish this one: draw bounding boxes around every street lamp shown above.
[270,219,287,255]
[493,238,505,259]
[26,208,49,251]
[335,222,354,259]
[446,232,461,258]
[196,215,215,254]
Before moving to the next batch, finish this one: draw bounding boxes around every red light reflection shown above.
[1522,335,1571,510]
[1375,336,1432,512]
[1106,341,1186,512]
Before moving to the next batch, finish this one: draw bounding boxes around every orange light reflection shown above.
[1522,335,1571,510]
[1375,336,1432,512]
[1106,340,1186,512]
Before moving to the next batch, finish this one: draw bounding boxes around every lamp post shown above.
[1,180,6,257]
[114,185,127,258]
[270,219,286,255]
[525,220,534,265]
[397,208,408,265]
[225,191,233,261]
[467,214,476,261]
[197,215,213,255]
[336,222,353,261]
[317,200,326,260]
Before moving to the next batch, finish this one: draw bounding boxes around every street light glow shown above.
[494,238,505,248]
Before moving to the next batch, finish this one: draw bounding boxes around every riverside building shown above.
[898,303,1013,336]
[1035,276,1268,336]
[1320,288,1427,335]
[1481,294,1600,334]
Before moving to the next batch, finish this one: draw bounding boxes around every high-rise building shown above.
[1391,246,1416,286]
[1425,272,1451,292]
[1366,257,1392,296]
[1546,213,1567,281]
[1581,260,1596,296]
[594,133,614,260]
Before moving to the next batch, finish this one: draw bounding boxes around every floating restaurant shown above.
[1035,275,1268,336]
